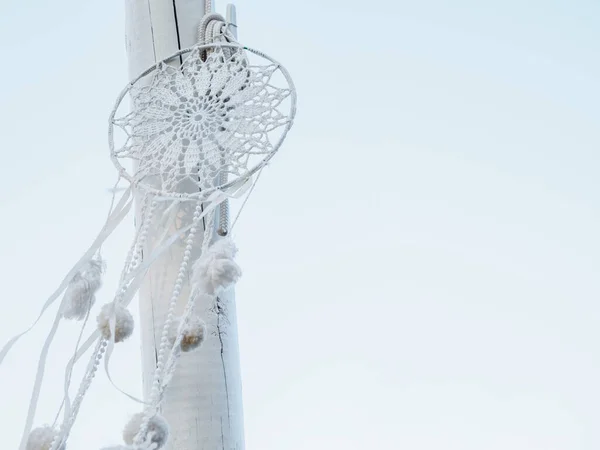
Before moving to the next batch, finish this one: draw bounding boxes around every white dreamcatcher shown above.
[1,12,296,450]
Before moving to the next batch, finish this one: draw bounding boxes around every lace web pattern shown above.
[110,44,295,199]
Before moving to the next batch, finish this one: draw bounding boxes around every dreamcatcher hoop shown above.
[1,20,298,450]
[109,42,297,200]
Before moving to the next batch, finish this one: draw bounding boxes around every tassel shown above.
[191,238,242,295]
[61,257,105,320]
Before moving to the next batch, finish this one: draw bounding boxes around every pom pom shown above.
[168,315,207,352]
[191,238,242,295]
[26,426,64,450]
[97,303,134,343]
[123,413,169,449]
[62,257,105,320]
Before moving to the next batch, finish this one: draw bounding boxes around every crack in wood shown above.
[216,296,232,427]
[220,417,226,450]
[145,0,157,62]
[171,0,184,65]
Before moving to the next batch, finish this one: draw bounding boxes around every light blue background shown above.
[0,1,599,449]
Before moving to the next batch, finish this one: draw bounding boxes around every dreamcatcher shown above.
[0,11,296,450]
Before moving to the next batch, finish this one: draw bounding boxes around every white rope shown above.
[196,12,238,237]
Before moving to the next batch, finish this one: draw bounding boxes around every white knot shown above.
[191,238,241,295]
[26,425,64,450]
[61,257,105,320]
[168,315,207,352]
[97,303,134,343]
[123,413,169,449]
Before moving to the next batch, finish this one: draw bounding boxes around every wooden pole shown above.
[124,1,245,449]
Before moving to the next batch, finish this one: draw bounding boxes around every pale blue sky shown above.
[0,1,599,449]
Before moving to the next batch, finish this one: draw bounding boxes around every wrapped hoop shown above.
[109,43,297,200]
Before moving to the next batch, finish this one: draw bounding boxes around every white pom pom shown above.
[123,413,169,449]
[97,303,134,343]
[61,277,95,320]
[26,426,64,450]
[62,257,105,320]
[168,315,207,352]
[191,238,242,295]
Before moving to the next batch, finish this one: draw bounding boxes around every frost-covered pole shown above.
[124,1,245,449]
